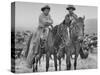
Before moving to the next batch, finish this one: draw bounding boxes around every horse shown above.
[45,19,72,71]
[32,18,71,71]
[57,16,85,70]
[32,38,47,72]
[26,24,62,72]
[30,25,59,72]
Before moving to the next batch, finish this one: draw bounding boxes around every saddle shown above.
[39,27,49,52]
[39,38,46,54]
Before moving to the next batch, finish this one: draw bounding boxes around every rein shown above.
[56,24,68,47]
[57,24,64,43]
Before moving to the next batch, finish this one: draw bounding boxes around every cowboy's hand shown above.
[45,22,50,27]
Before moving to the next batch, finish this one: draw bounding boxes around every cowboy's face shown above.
[68,9,74,14]
[43,9,50,16]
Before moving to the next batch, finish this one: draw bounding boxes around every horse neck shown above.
[70,23,80,40]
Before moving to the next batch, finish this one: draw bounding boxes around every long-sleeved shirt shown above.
[39,13,53,28]
[65,13,78,24]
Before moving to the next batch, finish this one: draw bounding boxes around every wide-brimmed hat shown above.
[66,5,76,10]
[41,5,50,11]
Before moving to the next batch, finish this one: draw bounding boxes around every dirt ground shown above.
[15,48,97,73]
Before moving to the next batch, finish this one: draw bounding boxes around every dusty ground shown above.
[15,48,97,73]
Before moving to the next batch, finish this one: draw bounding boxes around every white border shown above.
[0,0,99,75]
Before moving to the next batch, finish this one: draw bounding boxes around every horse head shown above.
[61,19,72,46]
[70,16,85,42]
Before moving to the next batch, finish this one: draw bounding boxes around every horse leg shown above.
[74,43,79,70]
[74,54,78,70]
[36,53,43,71]
[46,52,50,71]
[33,54,41,72]
[74,52,78,70]
[39,59,41,66]
[43,54,44,60]
[32,64,36,72]
[58,58,61,71]
[35,61,38,72]
[54,54,57,71]
[32,57,36,72]
[38,54,42,66]
[66,54,71,70]
[33,56,38,72]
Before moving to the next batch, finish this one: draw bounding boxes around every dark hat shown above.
[66,5,76,10]
[41,5,50,11]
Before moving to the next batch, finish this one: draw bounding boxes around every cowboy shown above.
[38,5,53,40]
[32,5,53,44]
[33,5,53,49]
[59,5,78,57]
[26,5,53,67]
[64,5,78,26]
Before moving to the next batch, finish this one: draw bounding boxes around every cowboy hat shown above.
[66,5,76,10]
[41,5,50,11]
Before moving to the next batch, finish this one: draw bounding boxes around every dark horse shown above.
[57,16,85,70]
[32,18,72,71]
[32,38,47,72]
[45,20,71,71]
[27,24,62,72]
[26,24,62,72]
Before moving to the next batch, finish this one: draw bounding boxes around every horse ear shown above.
[83,16,85,20]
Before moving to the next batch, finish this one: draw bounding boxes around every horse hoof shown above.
[67,67,71,70]
[46,68,48,72]
[74,68,76,70]
[55,69,57,71]
[67,68,71,70]
[33,69,35,72]
[59,69,61,71]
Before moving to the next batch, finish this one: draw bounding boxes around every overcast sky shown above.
[15,2,97,31]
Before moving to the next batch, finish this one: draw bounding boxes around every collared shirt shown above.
[65,13,78,24]
[39,13,53,28]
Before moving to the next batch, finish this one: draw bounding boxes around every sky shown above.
[15,2,97,32]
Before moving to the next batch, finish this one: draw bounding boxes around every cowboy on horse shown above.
[38,5,53,40]
[64,5,78,27]
[32,5,53,54]
[26,5,53,68]
[32,5,53,44]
